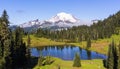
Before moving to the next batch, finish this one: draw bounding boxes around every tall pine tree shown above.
[107,41,114,69]
[1,10,11,58]
[118,42,120,69]
[13,27,27,67]
[107,40,118,69]
[0,10,13,68]
[26,34,31,65]
[86,37,91,49]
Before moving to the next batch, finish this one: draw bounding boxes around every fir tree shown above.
[107,43,114,69]
[0,10,13,69]
[118,42,120,69]
[107,40,118,69]
[12,27,27,68]
[73,53,81,67]
[0,38,2,57]
[26,34,31,65]
[1,10,9,26]
[1,10,11,58]
[27,34,31,47]
[113,43,118,69]
[86,37,91,49]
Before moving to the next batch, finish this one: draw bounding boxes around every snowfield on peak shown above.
[48,12,78,23]
[18,12,88,31]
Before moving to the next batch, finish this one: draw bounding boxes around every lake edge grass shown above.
[33,57,106,69]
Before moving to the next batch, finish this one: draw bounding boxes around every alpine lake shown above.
[30,45,107,60]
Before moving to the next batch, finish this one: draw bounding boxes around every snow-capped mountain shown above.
[19,12,82,31]
[48,12,78,23]
[20,19,41,28]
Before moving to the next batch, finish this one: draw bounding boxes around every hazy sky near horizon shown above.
[0,0,120,25]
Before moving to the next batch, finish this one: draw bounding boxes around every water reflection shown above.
[30,46,107,60]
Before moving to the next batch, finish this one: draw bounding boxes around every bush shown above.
[38,56,54,66]
[43,56,54,65]
[38,56,45,66]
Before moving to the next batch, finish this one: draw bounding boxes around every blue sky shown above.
[0,0,120,25]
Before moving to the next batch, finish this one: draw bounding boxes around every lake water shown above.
[30,46,107,60]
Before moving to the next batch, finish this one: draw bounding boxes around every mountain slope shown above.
[18,12,83,31]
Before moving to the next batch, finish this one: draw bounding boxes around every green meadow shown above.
[33,57,105,69]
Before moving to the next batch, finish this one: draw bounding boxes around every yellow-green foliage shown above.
[23,35,66,47]
[34,57,106,69]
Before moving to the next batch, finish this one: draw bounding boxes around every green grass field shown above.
[33,57,105,69]
[23,35,66,47]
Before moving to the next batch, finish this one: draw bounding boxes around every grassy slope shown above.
[34,57,105,69]
[23,35,66,47]
[23,34,120,55]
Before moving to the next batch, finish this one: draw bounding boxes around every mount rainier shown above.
[15,12,87,31]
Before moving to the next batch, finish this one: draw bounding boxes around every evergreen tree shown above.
[107,40,118,69]
[27,34,31,47]
[0,10,14,68]
[0,18,3,57]
[118,42,120,69]
[0,35,3,57]
[26,34,31,65]
[107,42,114,69]
[1,10,9,26]
[73,53,81,67]
[12,27,27,68]
[0,10,28,68]
[113,43,118,69]
[1,10,11,58]
[86,37,91,49]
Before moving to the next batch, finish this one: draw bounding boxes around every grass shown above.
[23,35,66,47]
[23,34,120,55]
[33,57,106,69]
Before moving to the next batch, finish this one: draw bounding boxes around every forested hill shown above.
[35,11,120,42]
[103,11,120,28]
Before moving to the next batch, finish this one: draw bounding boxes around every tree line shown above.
[0,10,30,69]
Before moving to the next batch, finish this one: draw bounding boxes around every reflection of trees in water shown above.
[87,50,91,60]
[39,50,42,57]
[79,47,82,54]
[51,46,55,49]
[36,45,76,51]
[36,48,42,57]
[70,46,73,49]
[36,46,93,60]
[37,46,45,51]
[56,46,64,51]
